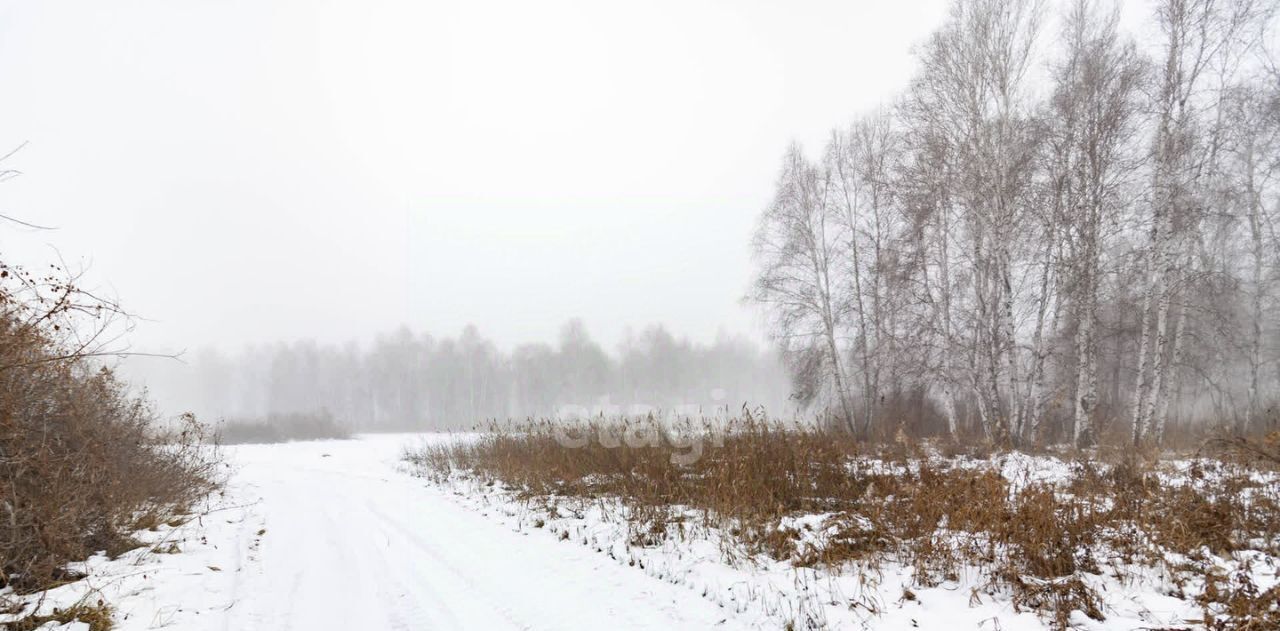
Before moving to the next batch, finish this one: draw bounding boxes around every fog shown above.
[0,0,949,359]
[3,2,1279,627]
[5,0,1239,442]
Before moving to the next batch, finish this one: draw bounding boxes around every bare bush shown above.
[0,256,219,599]
[1202,430,1280,466]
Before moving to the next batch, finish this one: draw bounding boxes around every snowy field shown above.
[4,434,1276,630]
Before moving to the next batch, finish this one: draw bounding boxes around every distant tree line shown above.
[751,0,1280,446]
[132,320,792,431]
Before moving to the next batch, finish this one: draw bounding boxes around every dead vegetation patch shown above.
[1,602,114,631]
[409,415,1280,629]
[0,257,221,627]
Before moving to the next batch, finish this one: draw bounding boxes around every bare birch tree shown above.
[1133,0,1276,444]
[1048,0,1147,447]
[1221,81,1280,430]
[828,112,904,435]
[751,144,857,432]
[910,0,1046,444]
[747,0,1280,446]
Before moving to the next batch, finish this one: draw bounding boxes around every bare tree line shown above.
[751,0,1280,447]
[129,320,792,431]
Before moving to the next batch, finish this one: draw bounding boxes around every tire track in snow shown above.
[201,437,746,631]
[364,501,532,630]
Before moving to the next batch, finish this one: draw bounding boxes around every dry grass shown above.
[409,415,1280,629]
[1,601,114,631]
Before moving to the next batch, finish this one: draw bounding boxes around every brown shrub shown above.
[0,259,219,599]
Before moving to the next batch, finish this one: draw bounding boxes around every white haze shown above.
[0,0,955,355]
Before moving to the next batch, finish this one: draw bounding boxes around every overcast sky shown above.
[0,0,958,354]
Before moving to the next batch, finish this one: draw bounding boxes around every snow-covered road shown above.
[107,435,743,630]
[219,436,743,630]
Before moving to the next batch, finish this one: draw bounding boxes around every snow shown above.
[1,434,745,630]
[5,434,1275,630]
[434,475,1057,630]
[422,449,1278,630]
